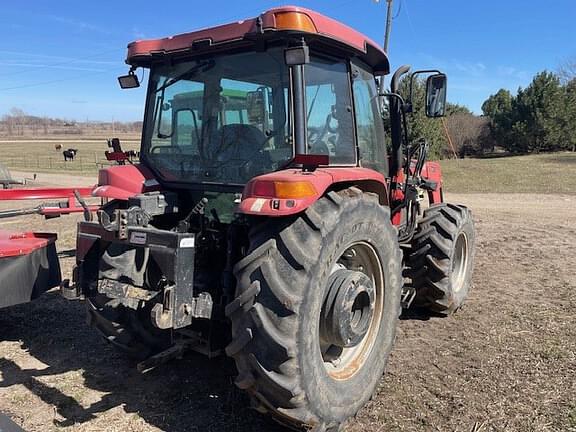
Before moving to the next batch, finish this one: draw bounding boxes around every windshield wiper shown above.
[154,60,215,94]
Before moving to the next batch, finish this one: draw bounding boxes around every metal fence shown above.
[4,153,123,174]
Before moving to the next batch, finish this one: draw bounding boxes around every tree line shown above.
[0,108,143,137]
[399,56,576,158]
[482,70,575,153]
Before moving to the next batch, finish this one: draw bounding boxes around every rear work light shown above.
[274,12,318,33]
[252,180,317,199]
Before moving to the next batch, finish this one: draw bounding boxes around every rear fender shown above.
[92,164,160,200]
[237,168,389,216]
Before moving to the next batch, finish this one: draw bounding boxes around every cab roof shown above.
[126,5,390,74]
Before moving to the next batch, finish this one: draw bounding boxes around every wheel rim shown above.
[451,232,469,293]
[319,241,384,381]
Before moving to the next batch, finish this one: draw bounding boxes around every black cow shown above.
[63,148,78,161]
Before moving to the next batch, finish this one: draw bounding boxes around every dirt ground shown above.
[0,174,574,431]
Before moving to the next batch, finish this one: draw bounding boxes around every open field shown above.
[2,135,575,191]
[0,135,140,176]
[441,152,576,194]
[0,155,575,431]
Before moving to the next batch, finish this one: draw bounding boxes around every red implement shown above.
[0,187,97,218]
[0,231,60,309]
[0,187,96,308]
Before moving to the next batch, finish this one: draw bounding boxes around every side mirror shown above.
[425,73,447,117]
[118,72,140,89]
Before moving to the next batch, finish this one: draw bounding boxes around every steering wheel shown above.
[308,128,320,145]
[310,141,329,155]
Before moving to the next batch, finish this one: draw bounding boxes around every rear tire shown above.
[226,188,402,430]
[86,295,171,360]
[406,203,475,315]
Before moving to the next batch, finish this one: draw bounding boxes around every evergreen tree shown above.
[482,71,575,154]
[561,79,576,151]
[397,77,446,159]
[481,89,516,151]
[515,72,564,152]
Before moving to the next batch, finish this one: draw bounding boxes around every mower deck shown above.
[0,231,61,309]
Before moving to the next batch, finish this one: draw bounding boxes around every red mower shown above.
[0,187,95,309]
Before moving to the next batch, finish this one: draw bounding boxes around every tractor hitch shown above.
[75,214,214,329]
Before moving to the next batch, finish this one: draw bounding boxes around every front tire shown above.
[406,203,476,314]
[226,188,402,430]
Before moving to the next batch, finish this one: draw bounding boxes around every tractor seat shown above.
[213,124,267,161]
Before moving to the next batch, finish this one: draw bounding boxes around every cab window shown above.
[304,57,355,164]
[352,62,387,175]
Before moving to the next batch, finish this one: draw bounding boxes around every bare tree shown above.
[558,55,576,84]
[445,113,494,157]
[7,107,27,136]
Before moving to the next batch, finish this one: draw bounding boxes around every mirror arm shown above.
[379,92,406,106]
[408,69,443,105]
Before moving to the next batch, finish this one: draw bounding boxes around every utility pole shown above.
[375,0,394,94]
[374,0,394,53]
[383,0,394,54]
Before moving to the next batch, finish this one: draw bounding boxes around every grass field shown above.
[2,136,574,193]
[441,152,576,194]
[0,134,140,176]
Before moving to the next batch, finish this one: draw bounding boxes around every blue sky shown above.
[0,0,574,121]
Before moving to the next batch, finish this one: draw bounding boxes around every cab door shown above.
[351,61,388,177]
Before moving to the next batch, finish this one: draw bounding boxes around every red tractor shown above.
[63,6,475,430]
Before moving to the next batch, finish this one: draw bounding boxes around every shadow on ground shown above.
[0,292,285,432]
[399,307,445,321]
[0,291,452,431]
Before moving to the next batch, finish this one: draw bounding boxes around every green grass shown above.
[440,152,576,194]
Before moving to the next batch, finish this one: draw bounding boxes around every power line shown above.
[0,70,117,92]
[0,48,124,78]
[393,0,402,19]
[403,0,419,45]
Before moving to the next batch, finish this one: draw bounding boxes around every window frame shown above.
[302,51,358,167]
[349,58,388,176]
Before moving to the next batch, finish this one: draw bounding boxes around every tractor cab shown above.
[120,7,393,193]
